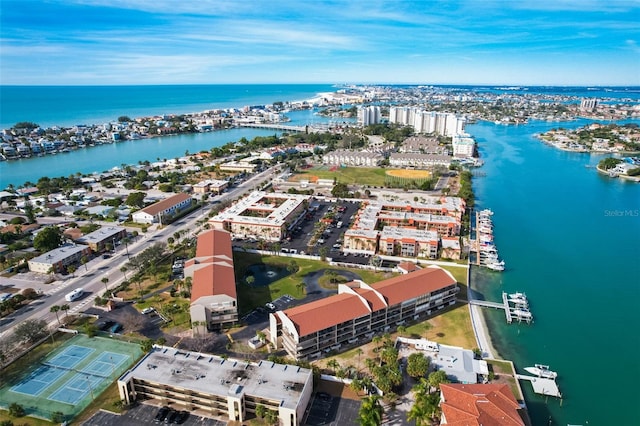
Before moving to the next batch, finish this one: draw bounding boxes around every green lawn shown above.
[233,252,395,315]
[292,166,388,186]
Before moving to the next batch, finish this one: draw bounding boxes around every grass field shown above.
[291,166,388,186]
[233,251,396,315]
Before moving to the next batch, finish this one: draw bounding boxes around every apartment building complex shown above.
[389,108,465,137]
[75,226,127,252]
[185,229,238,333]
[322,149,384,167]
[28,243,91,273]
[269,266,459,360]
[358,105,381,126]
[209,191,310,242]
[342,198,465,257]
[118,347,312,425]
[131,193,193,224]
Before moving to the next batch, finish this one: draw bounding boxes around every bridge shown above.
[236,123,308,132]
[236,123,334,134]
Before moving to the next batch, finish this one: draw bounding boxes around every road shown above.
[0,165,281,338]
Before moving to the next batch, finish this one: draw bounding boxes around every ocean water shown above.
[1,84,639,424]
[0,84,335,129]
[469,119,640,425]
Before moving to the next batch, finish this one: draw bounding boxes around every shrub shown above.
[8,403,25,418]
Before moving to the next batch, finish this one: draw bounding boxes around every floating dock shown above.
[516,374,562,398]
[468,292,533,324]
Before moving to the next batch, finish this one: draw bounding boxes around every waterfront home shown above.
[439,383,526,425]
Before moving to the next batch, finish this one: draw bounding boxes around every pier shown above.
[516,374,562,398]
[469,209,505,271]
[467,292,533,324]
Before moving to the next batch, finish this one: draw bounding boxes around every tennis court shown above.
[0,335,142,422]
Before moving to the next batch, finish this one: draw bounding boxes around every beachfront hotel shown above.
[185,229,238,333]
[118,346,312,425]
[268,266,459,360]
[209,191,310,242]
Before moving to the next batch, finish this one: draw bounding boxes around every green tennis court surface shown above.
[0,335,142,421]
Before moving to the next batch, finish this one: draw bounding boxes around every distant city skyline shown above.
[1,0,638,86]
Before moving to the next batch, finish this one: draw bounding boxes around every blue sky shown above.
[1,0,638,85]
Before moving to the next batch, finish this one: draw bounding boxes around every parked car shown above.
[154,406,170,424]
[164,409,177,424]
[265,302,276,312]
[141,307,155,315]
[109,322,123,334]
[174,411,189,424]
[96,320,114,331]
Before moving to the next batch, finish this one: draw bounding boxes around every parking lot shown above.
[232,199,371,263]
[303,390,360,426]
[82,402,225,426]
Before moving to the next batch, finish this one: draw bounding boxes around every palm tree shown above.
[326,359,340,374]
[50,305,61,324]
[81,255,88,271]
[101,277,109,296]
[357,394,384,426]
[60,304,70,318]
[120,266,128,280]
[356,348,364,371]
[67,265,77,277]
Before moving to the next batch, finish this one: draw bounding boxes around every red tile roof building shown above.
[185,229,237,333]
[269,266,459,360]
[439,383,526,426]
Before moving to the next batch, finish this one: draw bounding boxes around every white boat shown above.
[512,309,532,319]
[477,226,493,234]
[524,364,557,379]
[479,209,494,216]
[508,292,527,302]
[485,261,505,271]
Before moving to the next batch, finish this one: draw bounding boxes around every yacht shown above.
[524,364,557,379]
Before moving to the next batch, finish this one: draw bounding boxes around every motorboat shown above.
[485,261,505,271]
[512,308,532,319]
[524,364,557,379]
[508,292,527,302]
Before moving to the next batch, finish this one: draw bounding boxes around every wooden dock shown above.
[516,374,562,398]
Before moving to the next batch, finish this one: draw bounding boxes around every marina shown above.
[468,291,533,324]
[470,209,505,271]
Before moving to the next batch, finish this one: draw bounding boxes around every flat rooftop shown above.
[120,346,311,409]
[29,243,88,264]
[76,226,125,244]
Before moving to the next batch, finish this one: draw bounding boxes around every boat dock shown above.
[469,209,505,271]
[516,374,562,398]
[468,292,533,324]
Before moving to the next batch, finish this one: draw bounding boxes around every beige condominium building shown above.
[131,192,193,225]
[209,191,310,242]
[118,347,313,425]
[269,266,459,360]
[185,229,237,333]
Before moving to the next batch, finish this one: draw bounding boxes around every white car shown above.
[141,307,155,315]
